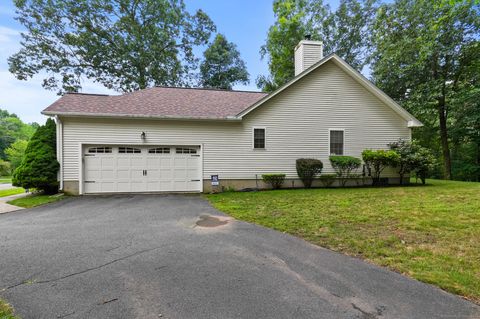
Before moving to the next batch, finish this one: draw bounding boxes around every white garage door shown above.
[83,145,202,193]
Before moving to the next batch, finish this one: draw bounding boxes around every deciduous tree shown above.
[370,0,480,179]
[258,0,377,91]
[9,0,216,93]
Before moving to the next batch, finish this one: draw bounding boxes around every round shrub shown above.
[262,174,286,189]
[296,158,323,188]
[362,149,400,186]
[12,118,59,194]
[329,156,361,186]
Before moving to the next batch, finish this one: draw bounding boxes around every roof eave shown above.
[41,111,243,122]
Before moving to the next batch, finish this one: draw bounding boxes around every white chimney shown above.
[294,39,323,76]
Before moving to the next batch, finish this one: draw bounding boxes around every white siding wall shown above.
[61,60,410,182]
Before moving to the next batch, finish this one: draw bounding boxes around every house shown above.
[42,40,422,195]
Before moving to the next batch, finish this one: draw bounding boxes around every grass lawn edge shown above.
[0,298,19,319]
[7,193,66,208]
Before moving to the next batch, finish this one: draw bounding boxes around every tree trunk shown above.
[437,98,452,180]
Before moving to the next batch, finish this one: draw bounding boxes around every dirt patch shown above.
[196,215,231,228]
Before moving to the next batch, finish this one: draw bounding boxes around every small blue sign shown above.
[211,175,219,186]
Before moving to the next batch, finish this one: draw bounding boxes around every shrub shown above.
[362,149,400,186]
[411,147,436,184]
[329,156,361,187]
[319,174,336,187]
[13,118,59,194]
[388,139,417,184]
[262,174,286,189]
[296,158,323,188]
[389,139,435,185]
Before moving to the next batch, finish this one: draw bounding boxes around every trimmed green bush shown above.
[362,149,400,186]
[329,156,361,187]
[412,147,436,184]
[262,174,286,189]
[319,174,336,187]
[389,139,435,185]
[296,158,323,188]
[13,118,59,194]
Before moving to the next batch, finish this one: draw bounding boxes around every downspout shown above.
[54,115,64,191]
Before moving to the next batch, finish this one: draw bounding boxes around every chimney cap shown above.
[304,34,312,40]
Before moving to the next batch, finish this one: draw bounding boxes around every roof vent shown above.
[304,34,312,40]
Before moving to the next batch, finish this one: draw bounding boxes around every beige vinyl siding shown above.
[61,60,410,182]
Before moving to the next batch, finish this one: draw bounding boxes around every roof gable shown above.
[237,54,422,127]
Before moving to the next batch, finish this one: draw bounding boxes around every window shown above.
[329,130,344,155]
[176,147,197,154]
[253,128,265,149]
[148,147,170,154]
[118,147,141,154]
[88,147,112,153]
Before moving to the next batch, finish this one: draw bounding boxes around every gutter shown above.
[42,111,243,122]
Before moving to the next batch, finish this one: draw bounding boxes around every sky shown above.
[0,1,339,125]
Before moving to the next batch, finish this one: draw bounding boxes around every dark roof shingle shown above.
[42,87,267,119]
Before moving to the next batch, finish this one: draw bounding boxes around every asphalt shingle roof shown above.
[42,86,268,119]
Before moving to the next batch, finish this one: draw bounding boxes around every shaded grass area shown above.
[206,179,480,302]
[0,188,24,198]
[0,299,19,319]
[8,194,65,208]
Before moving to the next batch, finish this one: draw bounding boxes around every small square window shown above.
[253,128,265,149]
[330,130,344,155]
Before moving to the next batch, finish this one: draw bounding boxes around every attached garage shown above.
[82,145,202,193]
[43,41,423,195]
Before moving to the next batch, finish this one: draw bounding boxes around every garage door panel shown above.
[84,145,201,193]
[101,170,115,179]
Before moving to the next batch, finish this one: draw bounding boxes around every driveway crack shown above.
[2,246,164,291]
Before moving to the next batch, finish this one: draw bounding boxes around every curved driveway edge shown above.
[0,195,478,319]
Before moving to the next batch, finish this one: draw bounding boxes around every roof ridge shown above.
[65,92,111,97]
[153,85,266,94]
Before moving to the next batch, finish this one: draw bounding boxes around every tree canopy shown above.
[0,109,37,160]
[370,0,480,180]
[200,34,249,90]
[9,0,216,93]
[257,0,377,92]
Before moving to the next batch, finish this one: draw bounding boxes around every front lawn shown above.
[206,179,480,303]
[0,188,25,198]
[0,176,11,184]
[8,194,65,208]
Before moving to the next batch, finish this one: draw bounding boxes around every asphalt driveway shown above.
[0,195,478,319]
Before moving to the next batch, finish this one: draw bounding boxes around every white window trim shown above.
[252,126,267,150]
[328,128,345,156]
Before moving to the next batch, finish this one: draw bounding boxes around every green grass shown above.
[7,194,65,208]
[0,176,12,184]
[0,299,19,319]
[0,188,25,198]
[206,179,480,303]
